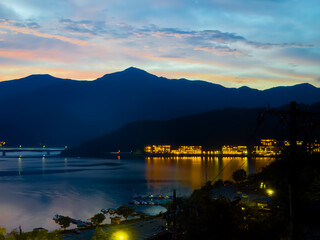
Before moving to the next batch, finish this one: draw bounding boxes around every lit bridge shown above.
[0,147,66,156]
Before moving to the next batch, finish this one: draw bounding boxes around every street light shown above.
[266,189,274,196]
[113,231,129,240]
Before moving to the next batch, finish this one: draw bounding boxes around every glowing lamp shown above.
[113,231,129,240]
[266,189,274,196]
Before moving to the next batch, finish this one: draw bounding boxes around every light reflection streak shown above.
[146,156,272,190]
[42,157,46,174]
[18,157,22,176]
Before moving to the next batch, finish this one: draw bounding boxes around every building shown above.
[221,145,248,155]
[253,139,280,156]
[144,145,171,154]
[284,140,304,147]
[171,146,202,155]
[307,141,320,153]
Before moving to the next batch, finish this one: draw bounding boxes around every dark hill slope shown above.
[67,103,320,157]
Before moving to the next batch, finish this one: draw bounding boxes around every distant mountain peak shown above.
[97,67,157,82]
[123,66,146,72]
[122,67,153,77]
[25,74,55,78]
[294,83,316,88]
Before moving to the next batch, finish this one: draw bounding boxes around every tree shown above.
[56,216,71,230]
[91,227,109,240]
[92,213,106,226]
[232,169,247,183]
[116,204,135,220]
[0,226,6,240]
[4,229,63,240]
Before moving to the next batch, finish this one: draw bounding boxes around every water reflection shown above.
[42,157,46,174]
[0,156,274,232]
[146,156,274,190]
[18,157,22,176]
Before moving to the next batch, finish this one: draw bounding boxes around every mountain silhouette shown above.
[1,67,320,146]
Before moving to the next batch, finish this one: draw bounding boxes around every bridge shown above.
[0,147,66,156]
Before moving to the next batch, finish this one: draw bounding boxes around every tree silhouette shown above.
[56,216,71,230]
[232,169,247,183]
[91,227,109,240]
[116,204,135,221]
[92,213,106,226]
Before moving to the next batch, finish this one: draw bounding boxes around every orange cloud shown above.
[0,48,78,63]
[0,24,89,46]
[0,65,106,82]
[150,71,311,90]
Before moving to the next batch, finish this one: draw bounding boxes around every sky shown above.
[0,0,319,89]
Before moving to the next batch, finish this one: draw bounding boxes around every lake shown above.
[0,154,273,232]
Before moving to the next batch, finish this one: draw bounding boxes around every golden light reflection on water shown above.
[146,156,274,190]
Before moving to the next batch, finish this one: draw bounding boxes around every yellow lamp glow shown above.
[266,189,274,196]
[113,231,129,240]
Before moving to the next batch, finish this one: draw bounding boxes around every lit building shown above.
[144,145,171,154]
[173,146,202,155]
[253,139,280,156]
[283,140,304,146]
[308,141,320,153]
[261,139,278,146]
[221,145,248,155]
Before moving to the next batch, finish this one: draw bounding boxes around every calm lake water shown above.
[0,153,273,232]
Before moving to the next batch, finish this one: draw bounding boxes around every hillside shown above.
[1,67,320,146]
[65,103,320,156]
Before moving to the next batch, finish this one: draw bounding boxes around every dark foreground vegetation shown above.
[161,152,320,240]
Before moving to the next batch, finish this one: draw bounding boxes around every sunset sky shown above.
[0,0,319,89]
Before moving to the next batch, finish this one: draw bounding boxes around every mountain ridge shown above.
[1,67,320,146]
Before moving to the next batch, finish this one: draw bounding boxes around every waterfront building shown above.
[221,145,248,155]
[172,145,202,155]
[307,141,320,153]
[253,139,280,156]
[283,140,304,147]
[144,145,171,154]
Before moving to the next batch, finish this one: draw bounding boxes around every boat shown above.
[131,200,141,205]
[147,201,155,205]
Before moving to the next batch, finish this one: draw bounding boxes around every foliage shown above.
[139,212,146,220]
[0,226,6,240]
[4,229,62,240]
[56,216,71,230]
[91,213,106,226]
[232,169,247,183]
[213,179,224,188]
[165,176,290,239]
[116,204,135,220]
[91,227,109,240]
